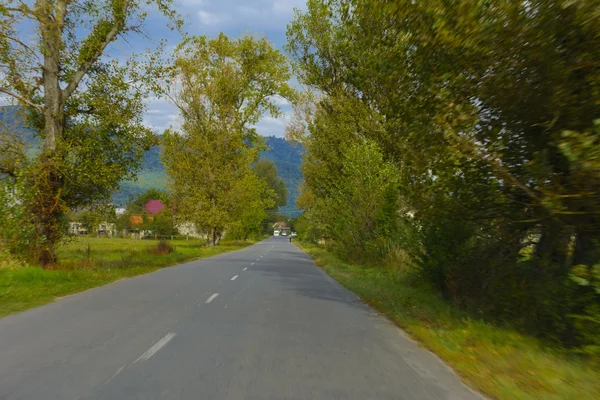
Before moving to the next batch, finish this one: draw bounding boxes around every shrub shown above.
[0,245,26,269]
[571,264,600,360]
[148,240,175,256]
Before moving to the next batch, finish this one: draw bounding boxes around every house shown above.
[176,221,204,239]
[69,222,88,236]
[273,221,290,236]
[97,222,116,237]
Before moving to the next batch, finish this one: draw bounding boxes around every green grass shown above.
[298,242,600,400]
[0,237,254,318]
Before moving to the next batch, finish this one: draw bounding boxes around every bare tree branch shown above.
[0,87,42,111]
[0,33,41,62]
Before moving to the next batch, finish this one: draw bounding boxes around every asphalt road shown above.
[0,237,484,400]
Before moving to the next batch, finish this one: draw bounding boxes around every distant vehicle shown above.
[282,231,288,236]
[274,230,280,237]
[291,232,297,237]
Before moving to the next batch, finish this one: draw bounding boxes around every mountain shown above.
[0,106,37,144]
[113,136,305,217]
[260,136,304,217]
[1,107,305,217]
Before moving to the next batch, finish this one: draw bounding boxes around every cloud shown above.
[253,114,291,138]
[197,10,227,26]
[143,95,290,138]
[181,0,307,37]
[143,97,181,133]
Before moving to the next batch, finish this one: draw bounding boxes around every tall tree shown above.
[287,0,600,342]
[0,1,180,266]
[161,34,294,245]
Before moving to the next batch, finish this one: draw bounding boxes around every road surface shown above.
[0,238,484,400]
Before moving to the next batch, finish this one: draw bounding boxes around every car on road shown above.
[274,230,280,237]
[282,231,288,236]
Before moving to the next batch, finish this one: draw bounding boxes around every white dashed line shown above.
[251,263,255,266]
[135,333,175,363]
[231,275,238,281]
[243,267,247,271]
[105,366,124,384]
[205,293,219,304]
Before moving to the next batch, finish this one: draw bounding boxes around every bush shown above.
[571,264,600,359]
[0,169,38,259]
[148,240,175,256]
[0,246,26,269]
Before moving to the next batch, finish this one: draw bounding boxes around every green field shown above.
[299,242,600,400]
[0,237,253,318]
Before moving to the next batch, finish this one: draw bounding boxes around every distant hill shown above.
[1,107,304,217]
[113,136,304,217]
[260,136,304,217]
[0,106,37,144]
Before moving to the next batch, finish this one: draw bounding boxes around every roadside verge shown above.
[298,242,599,400]
[0,238,254,318]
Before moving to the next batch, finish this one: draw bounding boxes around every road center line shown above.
[243,267,247,271]
[251,262,254,265]
[205,293,219,304]
[105,366,124,384]
[231,275,238,281]
[135,333,175,363]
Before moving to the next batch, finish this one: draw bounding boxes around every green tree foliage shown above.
[253,158,288,209]
[126,189,170,213]
[0,1,180,266]
[287,0,600,350]
[161,34,294,244]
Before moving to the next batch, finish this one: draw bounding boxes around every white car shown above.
[282,231,288,236]
[274,230,280,237]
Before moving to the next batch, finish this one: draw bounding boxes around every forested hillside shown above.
[260,136,304,217]
[112,136,304,216]
[2,107,302,215]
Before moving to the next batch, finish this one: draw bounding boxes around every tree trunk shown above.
[572,227,600,267]
[32,1,66,268]
[534,219,572,278]
[209,228,217,246]
[32,169,63,267]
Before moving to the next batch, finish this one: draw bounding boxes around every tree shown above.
[287,0,600,343]
[161,34,294,245]
[253,158,287,210]
[127,189,170,213]
[0,1,180,266]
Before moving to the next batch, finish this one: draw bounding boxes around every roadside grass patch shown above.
[299,242,600,400]
[0,237,254,318]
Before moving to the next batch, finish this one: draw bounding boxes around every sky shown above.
[141,0,307,138]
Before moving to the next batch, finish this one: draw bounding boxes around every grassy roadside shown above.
[0,237,255,318]
[298,242,599,400]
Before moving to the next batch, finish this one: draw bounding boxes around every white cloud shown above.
[254,114,291,138]
[143,96,290,138]
[143,96,181,133]
[181,0,307,35]
[197,10,227,26]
